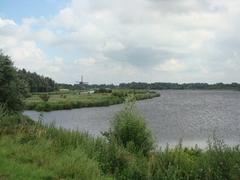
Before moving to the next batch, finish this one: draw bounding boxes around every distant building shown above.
[79,76,88,85]
[77,75,88,90]
[89,90,95,94]
[59,89,70,92]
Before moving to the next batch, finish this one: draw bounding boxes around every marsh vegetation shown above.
[24,89,160,111]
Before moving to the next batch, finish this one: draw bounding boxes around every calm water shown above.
[24,90,240,148]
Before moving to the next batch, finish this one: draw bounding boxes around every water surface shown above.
[24,90,240,148]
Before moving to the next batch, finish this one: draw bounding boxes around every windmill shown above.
[75,76,88,84]
[76,76,88,90]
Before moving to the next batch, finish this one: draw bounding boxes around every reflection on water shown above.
[24,90,240,148]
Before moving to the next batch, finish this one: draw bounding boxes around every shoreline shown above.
[24,90,160,112]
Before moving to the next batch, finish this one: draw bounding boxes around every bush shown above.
[36,102,48,111]
[39,94,50,102]
[112,91,128,98]
[60,94,67,98]
[95,88,112,93]
[105,100,154,155]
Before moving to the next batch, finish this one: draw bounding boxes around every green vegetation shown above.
[38,94,50,102]
[104,99,154,155]
[58,82,240,91]
[1,104,240,179]
[18,69,56,92]
[0,52,29,112]
[1,51,240,179]
[119,82,240,91]
[24,89,160,111]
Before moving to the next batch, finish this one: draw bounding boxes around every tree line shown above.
[118,82,240,90]
[58,82,240,91]
[0,52,56,111]
[18,69,56,92]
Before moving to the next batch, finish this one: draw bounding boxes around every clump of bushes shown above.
[95,88,112,93]
[112,90,129,98]
[60,94,67,99]
[112,89,160,100]
[104,100,154,156]
[39,94,50,102]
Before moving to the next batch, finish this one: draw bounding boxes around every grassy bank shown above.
[24,89,160,111]
[0,105,240,179]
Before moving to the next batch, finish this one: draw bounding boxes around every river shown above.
[24,90,240,148]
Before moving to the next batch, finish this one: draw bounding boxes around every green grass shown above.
[24,89,160,111]
[0,113,111,179]
[1,106,240,179]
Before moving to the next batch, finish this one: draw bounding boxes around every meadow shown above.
[24,89,160,111]
[0,104,240,180]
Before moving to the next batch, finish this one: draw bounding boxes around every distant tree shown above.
[0,52,28,111]
[18,69,56,92]
[118,82,240,90]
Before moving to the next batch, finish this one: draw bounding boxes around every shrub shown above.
[63,101,72,109]
[39,94,50,102]
[105,100,154,155]
[95,88,112,93]
[112,91,128,98]
[36,102,48,111]
[60,94,67,99]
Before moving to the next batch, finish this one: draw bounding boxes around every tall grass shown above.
[24,89,160,111]
[0,104,240,179]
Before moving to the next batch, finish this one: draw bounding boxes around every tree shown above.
[17,69,56,92]
[0,52,28,112]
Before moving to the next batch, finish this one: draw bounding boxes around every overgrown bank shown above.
[24,89,160,111]
[0,105,240,179]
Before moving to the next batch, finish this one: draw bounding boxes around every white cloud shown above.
[1,0,240,83]
[74,57,96,66]
[155,59,186,72]
[36,29,58,44]
[0,17,16,27]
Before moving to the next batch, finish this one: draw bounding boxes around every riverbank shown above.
[24,89,160,111]
[25,90,240,148]
[1,107,240,179]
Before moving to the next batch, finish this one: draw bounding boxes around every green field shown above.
[1,106,240,180]
[24,89,160,111]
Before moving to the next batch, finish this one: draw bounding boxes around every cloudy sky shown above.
[0,0,240,84]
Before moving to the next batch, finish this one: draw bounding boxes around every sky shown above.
[0,0,240,84]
